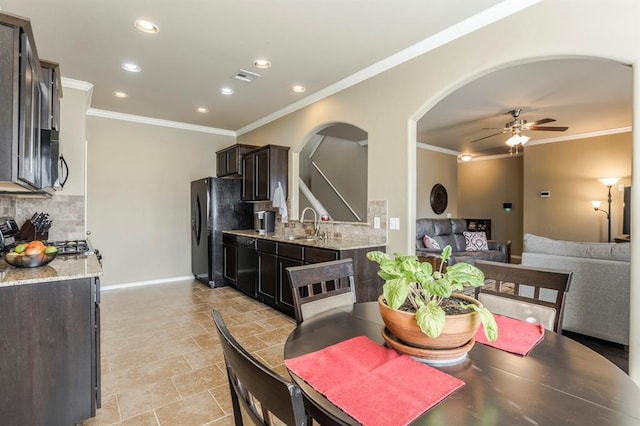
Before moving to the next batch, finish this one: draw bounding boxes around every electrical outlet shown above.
[389,217,400,230]
[374,217,381,229]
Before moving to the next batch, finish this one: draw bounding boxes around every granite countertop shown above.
[224,229,385,251]
[0,254,103,287]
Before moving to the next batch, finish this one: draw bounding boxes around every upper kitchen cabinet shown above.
[241,145,289,202]
[0,12,45,192]
[216,143,257,178]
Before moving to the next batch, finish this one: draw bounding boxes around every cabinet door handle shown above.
[59,154,69,188]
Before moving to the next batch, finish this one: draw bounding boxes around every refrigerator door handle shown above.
[194,195,202,244]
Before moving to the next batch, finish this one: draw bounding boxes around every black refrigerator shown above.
[191,177,253,287]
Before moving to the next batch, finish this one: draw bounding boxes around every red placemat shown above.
[285,336,464,426]
[475,314,545,356]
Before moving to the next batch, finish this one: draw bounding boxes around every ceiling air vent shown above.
[233,69,261,83]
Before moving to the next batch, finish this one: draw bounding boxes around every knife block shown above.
[18,221,48,242]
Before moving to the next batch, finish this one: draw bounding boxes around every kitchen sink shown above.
[278,235,320,241]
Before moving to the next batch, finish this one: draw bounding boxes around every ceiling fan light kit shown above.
[471,108,568,154]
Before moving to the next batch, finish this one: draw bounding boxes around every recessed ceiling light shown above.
[197,107,209,113]
[460,154,472,162]
[134,19,159,34]
[121,63,141,73]
[220,87,234,95]
[292,85,306,93]
[112,91,129,98]
[252,59,271,69]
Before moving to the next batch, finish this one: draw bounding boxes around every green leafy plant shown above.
[367,246,498,341]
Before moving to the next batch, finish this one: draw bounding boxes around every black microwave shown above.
[40,129,68,191]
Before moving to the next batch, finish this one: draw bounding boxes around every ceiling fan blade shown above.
[471,131,505,143]
[528,126,569,131]
[523,118,555,128]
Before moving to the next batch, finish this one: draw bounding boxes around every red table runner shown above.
[285,336,464,426]
[475,314,545,356]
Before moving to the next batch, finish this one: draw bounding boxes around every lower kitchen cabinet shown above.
[223,233,238,285]
[251,238,385,317]
[277,255,302,316]
[257,240,277,305]
[0,277,100,425]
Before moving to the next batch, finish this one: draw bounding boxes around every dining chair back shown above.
[211,310,308,426]
[286,258,356,325]
[474,260,572,333]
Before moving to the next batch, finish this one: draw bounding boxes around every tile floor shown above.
[82,279,629,425]
[81,280,296,426]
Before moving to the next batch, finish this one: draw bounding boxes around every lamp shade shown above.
[598,177,620,187]
[591,201,602,209]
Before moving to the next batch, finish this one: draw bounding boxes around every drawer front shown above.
[222,234,236,245]
[304,247,339,263]
[257,239,277,254]
[278,242,304,260]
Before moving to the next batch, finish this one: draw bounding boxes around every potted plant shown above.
[367,246,498,360]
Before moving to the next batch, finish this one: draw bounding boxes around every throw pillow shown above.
[422,235,441,250]
[464,231,489,251]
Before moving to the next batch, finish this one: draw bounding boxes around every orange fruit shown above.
[28,241,46,251]
[24,246,43,255]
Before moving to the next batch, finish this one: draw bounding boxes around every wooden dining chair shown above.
[286,258,356,325]
[474,260,573,333]
[211,310,309,426]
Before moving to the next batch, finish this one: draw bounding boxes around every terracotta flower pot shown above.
[378,293,481,350]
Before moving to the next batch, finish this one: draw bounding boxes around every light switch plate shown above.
[374,217,381,229]
[389,217,400,230]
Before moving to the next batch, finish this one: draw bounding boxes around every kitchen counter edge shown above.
[223,230,386,251]
[0,254,103,287]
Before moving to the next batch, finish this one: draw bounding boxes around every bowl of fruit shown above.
[4,241,59,268]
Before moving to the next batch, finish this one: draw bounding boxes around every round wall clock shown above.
[430,184,448,214]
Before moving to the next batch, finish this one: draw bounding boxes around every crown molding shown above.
[236,0,542,136]
[61,77,94,91]
[86,109,237,137]
[417,142,459,156]
[526,126,632,146]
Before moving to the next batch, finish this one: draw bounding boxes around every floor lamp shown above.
[591,177,620,242]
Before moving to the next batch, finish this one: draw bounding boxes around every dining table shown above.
[284,302,640,425]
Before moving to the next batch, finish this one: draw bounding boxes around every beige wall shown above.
[58,87,89,196]
[236,1,640,381]
[416,147,458,219]
[458,156,524,255]
[86,117,235,287]
[524,132,632,242]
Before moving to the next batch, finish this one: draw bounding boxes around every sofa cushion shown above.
[523,234,630,262]
[422,235,441,250]
[463,231,488,251]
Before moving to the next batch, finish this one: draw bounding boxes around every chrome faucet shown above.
[300,207,320,236]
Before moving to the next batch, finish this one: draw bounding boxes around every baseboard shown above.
[101,275,194,292]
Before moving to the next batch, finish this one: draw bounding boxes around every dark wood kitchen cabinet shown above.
[241,145,289,202]
[0,13,45,191]
[253,240,384,316]
[276,243,305,315]
[256,239,278,305]
[216,144,257,178]
[0,277,101,425]
[222,233,238,285]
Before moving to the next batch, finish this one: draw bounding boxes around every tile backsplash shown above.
[0,195,85,240]
[254,199,387,245]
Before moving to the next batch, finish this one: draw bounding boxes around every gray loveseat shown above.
[521,233,630,345]
[415,218,508,265]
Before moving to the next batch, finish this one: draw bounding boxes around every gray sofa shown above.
[415,218,508,265]
[521,233,630,345]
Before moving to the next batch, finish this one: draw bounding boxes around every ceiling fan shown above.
[471,109,568,153]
